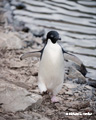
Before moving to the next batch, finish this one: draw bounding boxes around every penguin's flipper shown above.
[20,50,42,60]
[64,52,82,66]
[62,49,87,76]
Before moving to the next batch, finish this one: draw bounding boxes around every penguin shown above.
[20,31,87,102]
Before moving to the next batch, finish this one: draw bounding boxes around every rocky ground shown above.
[0,0,96,120]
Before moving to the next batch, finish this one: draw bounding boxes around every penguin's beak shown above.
[58,37,61,40]
[57,36,61,40]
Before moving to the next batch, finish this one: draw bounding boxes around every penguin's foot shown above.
[51,96,59,103]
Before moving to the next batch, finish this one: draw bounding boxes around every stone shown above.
[32,112,50,120]
[65,89,73,96]
[26,76,37,87]
[32,28,45,37]
[65,101,90,110]
[33,37,42,45]
[87,78,96,88]
[16,3,26,10]
[18,112,32,120]
[31,63,39,76]
[9,59,28,68]
[22,26,30,33]
[65,61,87,76]
[85,85,93,90]
[68,66,86,84]
[64,81,79,89]
[0,117,6,120]
[0,79,42,112]
[72,63,87,76]
[73,78,86,84]
[0,32,24,49]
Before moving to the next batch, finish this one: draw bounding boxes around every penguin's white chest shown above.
[38,40,64,93]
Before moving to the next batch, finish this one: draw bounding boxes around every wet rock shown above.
[16,3,26,10]
[22,26,30,33]
[73,78,86,84]
[87,78,96,88]
[0,79,42,112]
[32,28,45,37]
[0,32,25,49]
[79,64,87,76]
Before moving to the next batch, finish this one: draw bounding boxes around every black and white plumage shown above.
[38,31,65,102]
[20,31,87,102]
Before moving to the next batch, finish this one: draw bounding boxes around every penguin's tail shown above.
[64,52,87,76]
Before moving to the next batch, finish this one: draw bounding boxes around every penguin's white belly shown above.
[38,41,64,94]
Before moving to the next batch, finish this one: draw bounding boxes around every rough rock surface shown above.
[0,32,24,49]
[0,79,42,113]
[0,1,96,120]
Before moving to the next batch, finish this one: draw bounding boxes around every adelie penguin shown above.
[20,31,87,103]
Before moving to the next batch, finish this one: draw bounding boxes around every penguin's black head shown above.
[46,31,61,44]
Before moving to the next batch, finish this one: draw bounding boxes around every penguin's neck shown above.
[46,39,60,51]
[47,39,57,46]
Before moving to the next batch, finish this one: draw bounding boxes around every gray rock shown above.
[87,78,96,88]
[0,79,42,112]
[73,78,86,84]
[64,81,79,89]
[9,59,28,68]
[0,117,6,120]
[18,112,50,120]
[65,61,87,77]
[16,3,26,10]
[65,101,89,110]
[65,89,73,96]
[0,32,25,49]
[68,66,86,84]
[32,112,50,120]
[32,28,45,37]
[22,26,30,33]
